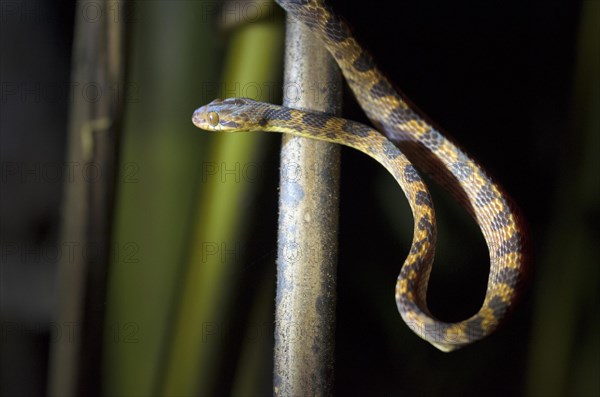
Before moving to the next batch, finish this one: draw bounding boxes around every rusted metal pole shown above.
[273,13,342,397]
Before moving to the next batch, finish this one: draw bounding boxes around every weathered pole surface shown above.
[274,12,342,397]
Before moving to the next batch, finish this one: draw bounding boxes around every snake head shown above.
[192,97,257,132]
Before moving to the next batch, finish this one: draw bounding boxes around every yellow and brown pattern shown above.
[192,0,529,352]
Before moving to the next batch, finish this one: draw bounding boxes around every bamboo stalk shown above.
[47,0,125,395]
[102,1,222,395]
[160,3,284,395]
[273,14,342,397]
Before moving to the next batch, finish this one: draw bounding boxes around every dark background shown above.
[1,0,597,396]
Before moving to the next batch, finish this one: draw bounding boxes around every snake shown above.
[192,0,528,352]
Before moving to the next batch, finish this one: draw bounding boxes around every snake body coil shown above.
[193,0,528,352]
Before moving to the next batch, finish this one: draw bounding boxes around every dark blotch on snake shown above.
[495,267,520,285]
[397,286,421,309]
[369,79,396,98]
[491,209,512,230]
[266,107,293,121]
[476,183,497,207]
[398,296,419,313]
[409,239,426,255]
[382,140,400,159]
[388,106,411,124]
[421,128,443,150]
[415,190,432,208]
[352,52,374,72]
[302,113,330,128]
[403,164,420,183]
[451,161,473,181]
[495,232,522,258]
[465,318,485,339]
[487,295,508,319]
[342,120,371,137]
[417,215,433,231]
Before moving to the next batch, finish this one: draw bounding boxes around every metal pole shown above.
[274,13,342,397]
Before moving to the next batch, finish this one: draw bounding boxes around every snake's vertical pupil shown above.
[208,111,219,126]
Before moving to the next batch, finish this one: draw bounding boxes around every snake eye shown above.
[207,111,219,127]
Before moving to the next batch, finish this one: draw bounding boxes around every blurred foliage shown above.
[102,1,220,395]
[526,2,599,396]
[161,3,283,395]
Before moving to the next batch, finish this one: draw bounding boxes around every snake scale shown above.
[193,0,528,352]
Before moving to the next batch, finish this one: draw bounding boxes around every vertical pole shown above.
[47,0,125,395]
[274,14,342,397]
